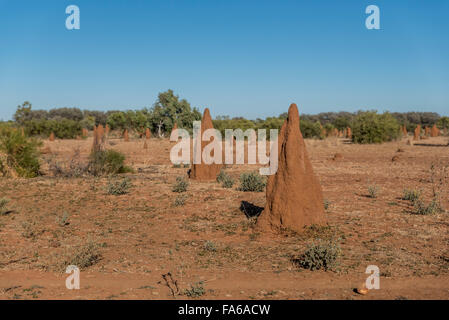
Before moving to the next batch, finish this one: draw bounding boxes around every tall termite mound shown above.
[431,124,439,137]
[145,128,151,139]
[257,103,326,233]
[414,125,421,141]
[92,125,105,152]
[123,129,129,142]
[189,108,222,180]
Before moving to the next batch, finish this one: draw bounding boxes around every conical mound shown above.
[257,103,326,233]
[190,108,222,180]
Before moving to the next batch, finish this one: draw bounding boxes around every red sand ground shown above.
[0,135,448,300]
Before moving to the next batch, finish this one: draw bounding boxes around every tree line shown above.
[5,89,449,143]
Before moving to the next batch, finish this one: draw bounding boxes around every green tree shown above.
[352,111,400,144]
[149,90,201,137]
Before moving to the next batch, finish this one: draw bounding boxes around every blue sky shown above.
[0,0,448,120]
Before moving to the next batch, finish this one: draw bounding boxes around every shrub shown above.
[87,149,132,176]
[0,125,41,178]
[172,176,188,193]
[293,240,341,271]
[352,111,401,144]
[173,194,187,207]
[107,177,132,195]
[300,119,324,139]
[63,241,101,270]
[184,281,205,298]
[367,185,380,198]
[323,199,331,211]
[413,199,442,215]
[0,198,10,215]
[238,171,266,192]
[402,189,421,203]
[217,170,234,188]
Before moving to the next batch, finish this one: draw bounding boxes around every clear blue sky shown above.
[1,0,448,120]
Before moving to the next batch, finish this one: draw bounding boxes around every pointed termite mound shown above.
[257,103,326,233]
[92,125,105,152]
[49,132,55,142]
[82,128,88,138]
[145,128,151,139]
[189,108,222,180]
[346,127,352,139]
[123,129,129,142]
[414,125,421,141]
[431,124,439,137]
[143,140,148,149]
[105,124,110,136]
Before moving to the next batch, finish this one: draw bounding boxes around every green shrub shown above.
[293,240,341,271]
[107,177,132,195]
[300,119,324,139]
[217,170,235,188]
[63,241,101,270]
[413,199,442,215]
[352,111,401,144]
[367,185,380,198]
[87,149,132,176]
[0,125,41,178]
[0,198,10,215]
[173,194,187,207]
[238,171,266,192]
[172,176,188,193]
[402,189,421,203]
[184,281,205,298]
[323,199,331,211]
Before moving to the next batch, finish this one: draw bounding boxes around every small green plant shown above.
[402,189,421,203]
[293,240,341,271]
[0,197,10,215]
[203,240,217,252]
[238,171,266,192]
[57,211,70,226]
[323,199,331,211]
[87,149,132,176]
[367,185,380,198]
[63,241,101,270]
[173,194,187,207]
[107,177,132,195]
[172,176,188,193]
[217,170,234,188]
[184,281,205,298]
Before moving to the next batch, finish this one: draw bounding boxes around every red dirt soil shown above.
[1,135,448,300]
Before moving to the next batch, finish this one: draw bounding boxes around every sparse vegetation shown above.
[107,177,132,195]
[87,149,132,176]
[292,240,341,271]
[172,176,188,193]
[173,194,188,207]
[402,189,421,203]
[217,170,234,188]
[57,211,70,226]
[367,184,380,198]
[238,171,266,192]
[63,241,101,270]
[413,199,442,215]
[0,197,10,215]
[184,281,206,298]
[323,199,331,211]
